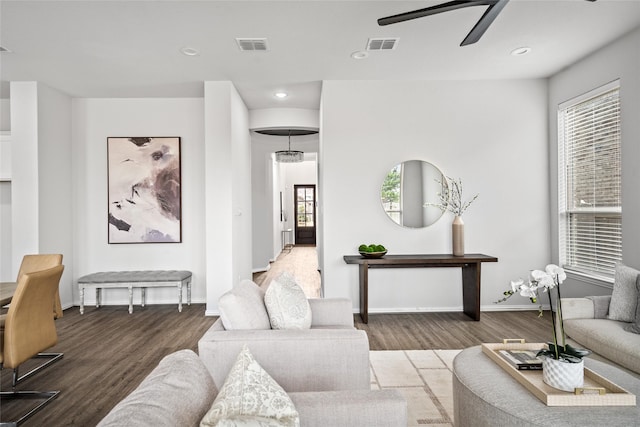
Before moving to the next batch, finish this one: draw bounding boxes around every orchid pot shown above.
[541,355,584,392]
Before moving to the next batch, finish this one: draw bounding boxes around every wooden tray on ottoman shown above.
[481,342,636,407]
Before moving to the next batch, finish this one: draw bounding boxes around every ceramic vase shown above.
[542,356,584,392]
[452,215,464,256]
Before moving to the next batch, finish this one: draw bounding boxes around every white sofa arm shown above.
[198,320,370,393]
[561,298,596,320]
[309,298,354,327]
[290,389,407,427]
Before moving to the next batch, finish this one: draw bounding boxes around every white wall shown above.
[203,82,253,314]
[320,79,550,313]
[0,131,11,281]
[72,98,206,306]
[0,98,9,132]
[0,181,11,281]
[10,83,39,273]
[37,83,74,306]
[548,27,640,297]
[9,82,74,305]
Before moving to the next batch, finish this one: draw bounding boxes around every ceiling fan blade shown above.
[378,0,491,26]
[460,0,509,46]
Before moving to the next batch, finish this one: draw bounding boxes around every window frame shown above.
[557,80,622,282]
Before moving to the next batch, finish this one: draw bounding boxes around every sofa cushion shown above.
[97,350,217,427]
[219,280,271,330]
[624,276,640,335]
[608,263,640,322]
[264,272,312,330]
[200,345,299,427]
[564,318,640,374]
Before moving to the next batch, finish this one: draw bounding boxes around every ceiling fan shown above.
[378,0,597,47]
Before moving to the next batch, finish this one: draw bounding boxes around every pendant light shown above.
[275,130,304,163]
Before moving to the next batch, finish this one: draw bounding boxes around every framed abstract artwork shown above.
[107,137,182,243]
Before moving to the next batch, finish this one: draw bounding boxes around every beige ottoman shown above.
[453,346,640,426]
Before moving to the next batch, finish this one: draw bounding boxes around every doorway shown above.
[294,184,316,245]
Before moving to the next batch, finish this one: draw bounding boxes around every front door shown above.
[294,185,316,245]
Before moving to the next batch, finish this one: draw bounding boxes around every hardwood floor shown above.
[356,311,552,350]
[1,304,216,427]
[0,304,551,426]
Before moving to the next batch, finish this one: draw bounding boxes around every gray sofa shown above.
[99,297,407,426]
[198,298,371,392]
[562,295,640,375]
[97,349,406,427]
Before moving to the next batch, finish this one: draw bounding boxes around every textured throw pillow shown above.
[200,345,299,427]
[624,276,640,335]
[608,263,640,322]
[264,272,312,330]
[218,280,271,330]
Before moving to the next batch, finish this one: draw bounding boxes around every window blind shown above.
[558,84,621,278]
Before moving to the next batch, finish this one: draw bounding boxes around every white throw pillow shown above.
[200,346,299,427]
[218,280,271,330]
[264,272,312,330]
[608,263,640,322]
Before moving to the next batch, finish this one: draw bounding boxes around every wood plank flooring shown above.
[356,311,552,350]
[1,304,551,426]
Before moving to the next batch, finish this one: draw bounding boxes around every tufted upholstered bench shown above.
[78,270,192,314]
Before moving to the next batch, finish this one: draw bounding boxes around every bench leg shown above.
[177,283,183,312]
[141,288,146,307]
[79,287,85,314]
[96,289,101,308]
[128,287,133,314]
[187,278,191,306]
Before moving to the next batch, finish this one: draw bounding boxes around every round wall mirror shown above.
[381,160,448,228]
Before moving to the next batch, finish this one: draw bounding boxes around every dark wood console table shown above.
[343,254,498,323]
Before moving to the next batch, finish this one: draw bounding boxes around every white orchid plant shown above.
[496,264,590,363]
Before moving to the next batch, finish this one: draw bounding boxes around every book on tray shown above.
[498,349,543,370]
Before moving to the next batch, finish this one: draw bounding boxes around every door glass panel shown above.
[296,187,314,227]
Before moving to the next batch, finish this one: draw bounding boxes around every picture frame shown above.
[107,137,182,243]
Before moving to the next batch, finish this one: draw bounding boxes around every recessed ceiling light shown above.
[510,46,532,56]
[274,92,288,99]
[351,51,369,60]
[180,47,200,56]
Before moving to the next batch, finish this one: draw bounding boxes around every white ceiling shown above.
[1,0,640,109]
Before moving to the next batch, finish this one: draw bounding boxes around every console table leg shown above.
[462,263,481,321]
[359,263,369,324]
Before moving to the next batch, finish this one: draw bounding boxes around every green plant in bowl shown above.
[358,243,387,258]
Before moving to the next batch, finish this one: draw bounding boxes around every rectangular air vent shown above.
[367,38,399,51]
[236,38,268,51]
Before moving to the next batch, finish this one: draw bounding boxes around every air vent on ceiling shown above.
[236,38,268,51]
[367,38,399,51]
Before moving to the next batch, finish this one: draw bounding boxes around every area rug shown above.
[370,350,462,426]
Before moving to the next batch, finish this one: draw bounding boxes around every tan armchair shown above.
[0,265,65,426]
[17,254,64,318]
